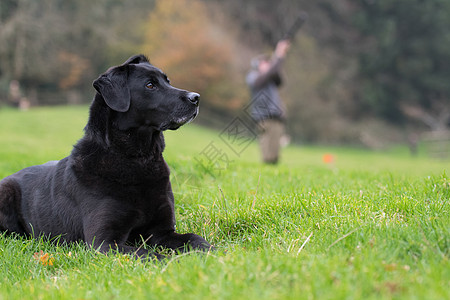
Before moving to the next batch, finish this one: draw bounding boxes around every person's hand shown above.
[275,40,291,58]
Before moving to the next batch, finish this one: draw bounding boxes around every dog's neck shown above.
[109,126,165,158]
[83,95,165,159]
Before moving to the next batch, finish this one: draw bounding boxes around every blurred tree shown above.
[140,0,244,114]
[353,0,450,130]
[0,0,151,105]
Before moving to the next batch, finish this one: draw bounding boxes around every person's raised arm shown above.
[247,40,291,89]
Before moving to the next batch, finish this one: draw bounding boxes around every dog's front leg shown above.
[83,215,165,260]
[146,185,213,252]
[153,182,214,252]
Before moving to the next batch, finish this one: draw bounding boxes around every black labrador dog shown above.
[0,55,212,259]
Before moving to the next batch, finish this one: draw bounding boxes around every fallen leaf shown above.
[33,250,55,266]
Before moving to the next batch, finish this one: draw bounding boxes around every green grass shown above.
[0,106,448,299]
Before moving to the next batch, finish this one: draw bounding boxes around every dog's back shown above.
[0,158,84,241]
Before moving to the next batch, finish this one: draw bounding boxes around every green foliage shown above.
[140,0,246,111]
[0,0,150,104]
[353,0,450,121]
[0,106,448,299]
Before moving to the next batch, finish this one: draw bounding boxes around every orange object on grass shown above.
[322,153,335,164]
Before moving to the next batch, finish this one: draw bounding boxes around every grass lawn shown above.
[0,106,448,299]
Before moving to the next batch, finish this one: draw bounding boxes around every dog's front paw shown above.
[186,235,215,252]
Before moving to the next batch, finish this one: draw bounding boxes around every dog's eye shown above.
[146,82,155,89]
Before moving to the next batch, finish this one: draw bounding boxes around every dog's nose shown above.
[187,92,200,106]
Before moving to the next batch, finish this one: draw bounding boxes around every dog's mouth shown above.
[166,107,199,130]
[182,107,199,125]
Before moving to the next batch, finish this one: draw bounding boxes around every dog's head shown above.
[93,55,199,131]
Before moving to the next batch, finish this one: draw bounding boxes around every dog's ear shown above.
[93,66,130,112]
[123,54,149,65]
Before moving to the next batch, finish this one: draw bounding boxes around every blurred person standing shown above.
[7,80,30,110]
[246,40,291,164]
[8,80,21,108]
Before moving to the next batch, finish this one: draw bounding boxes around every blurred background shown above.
[0,0,449,151]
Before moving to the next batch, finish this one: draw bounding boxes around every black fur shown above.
[0,55,210,260]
